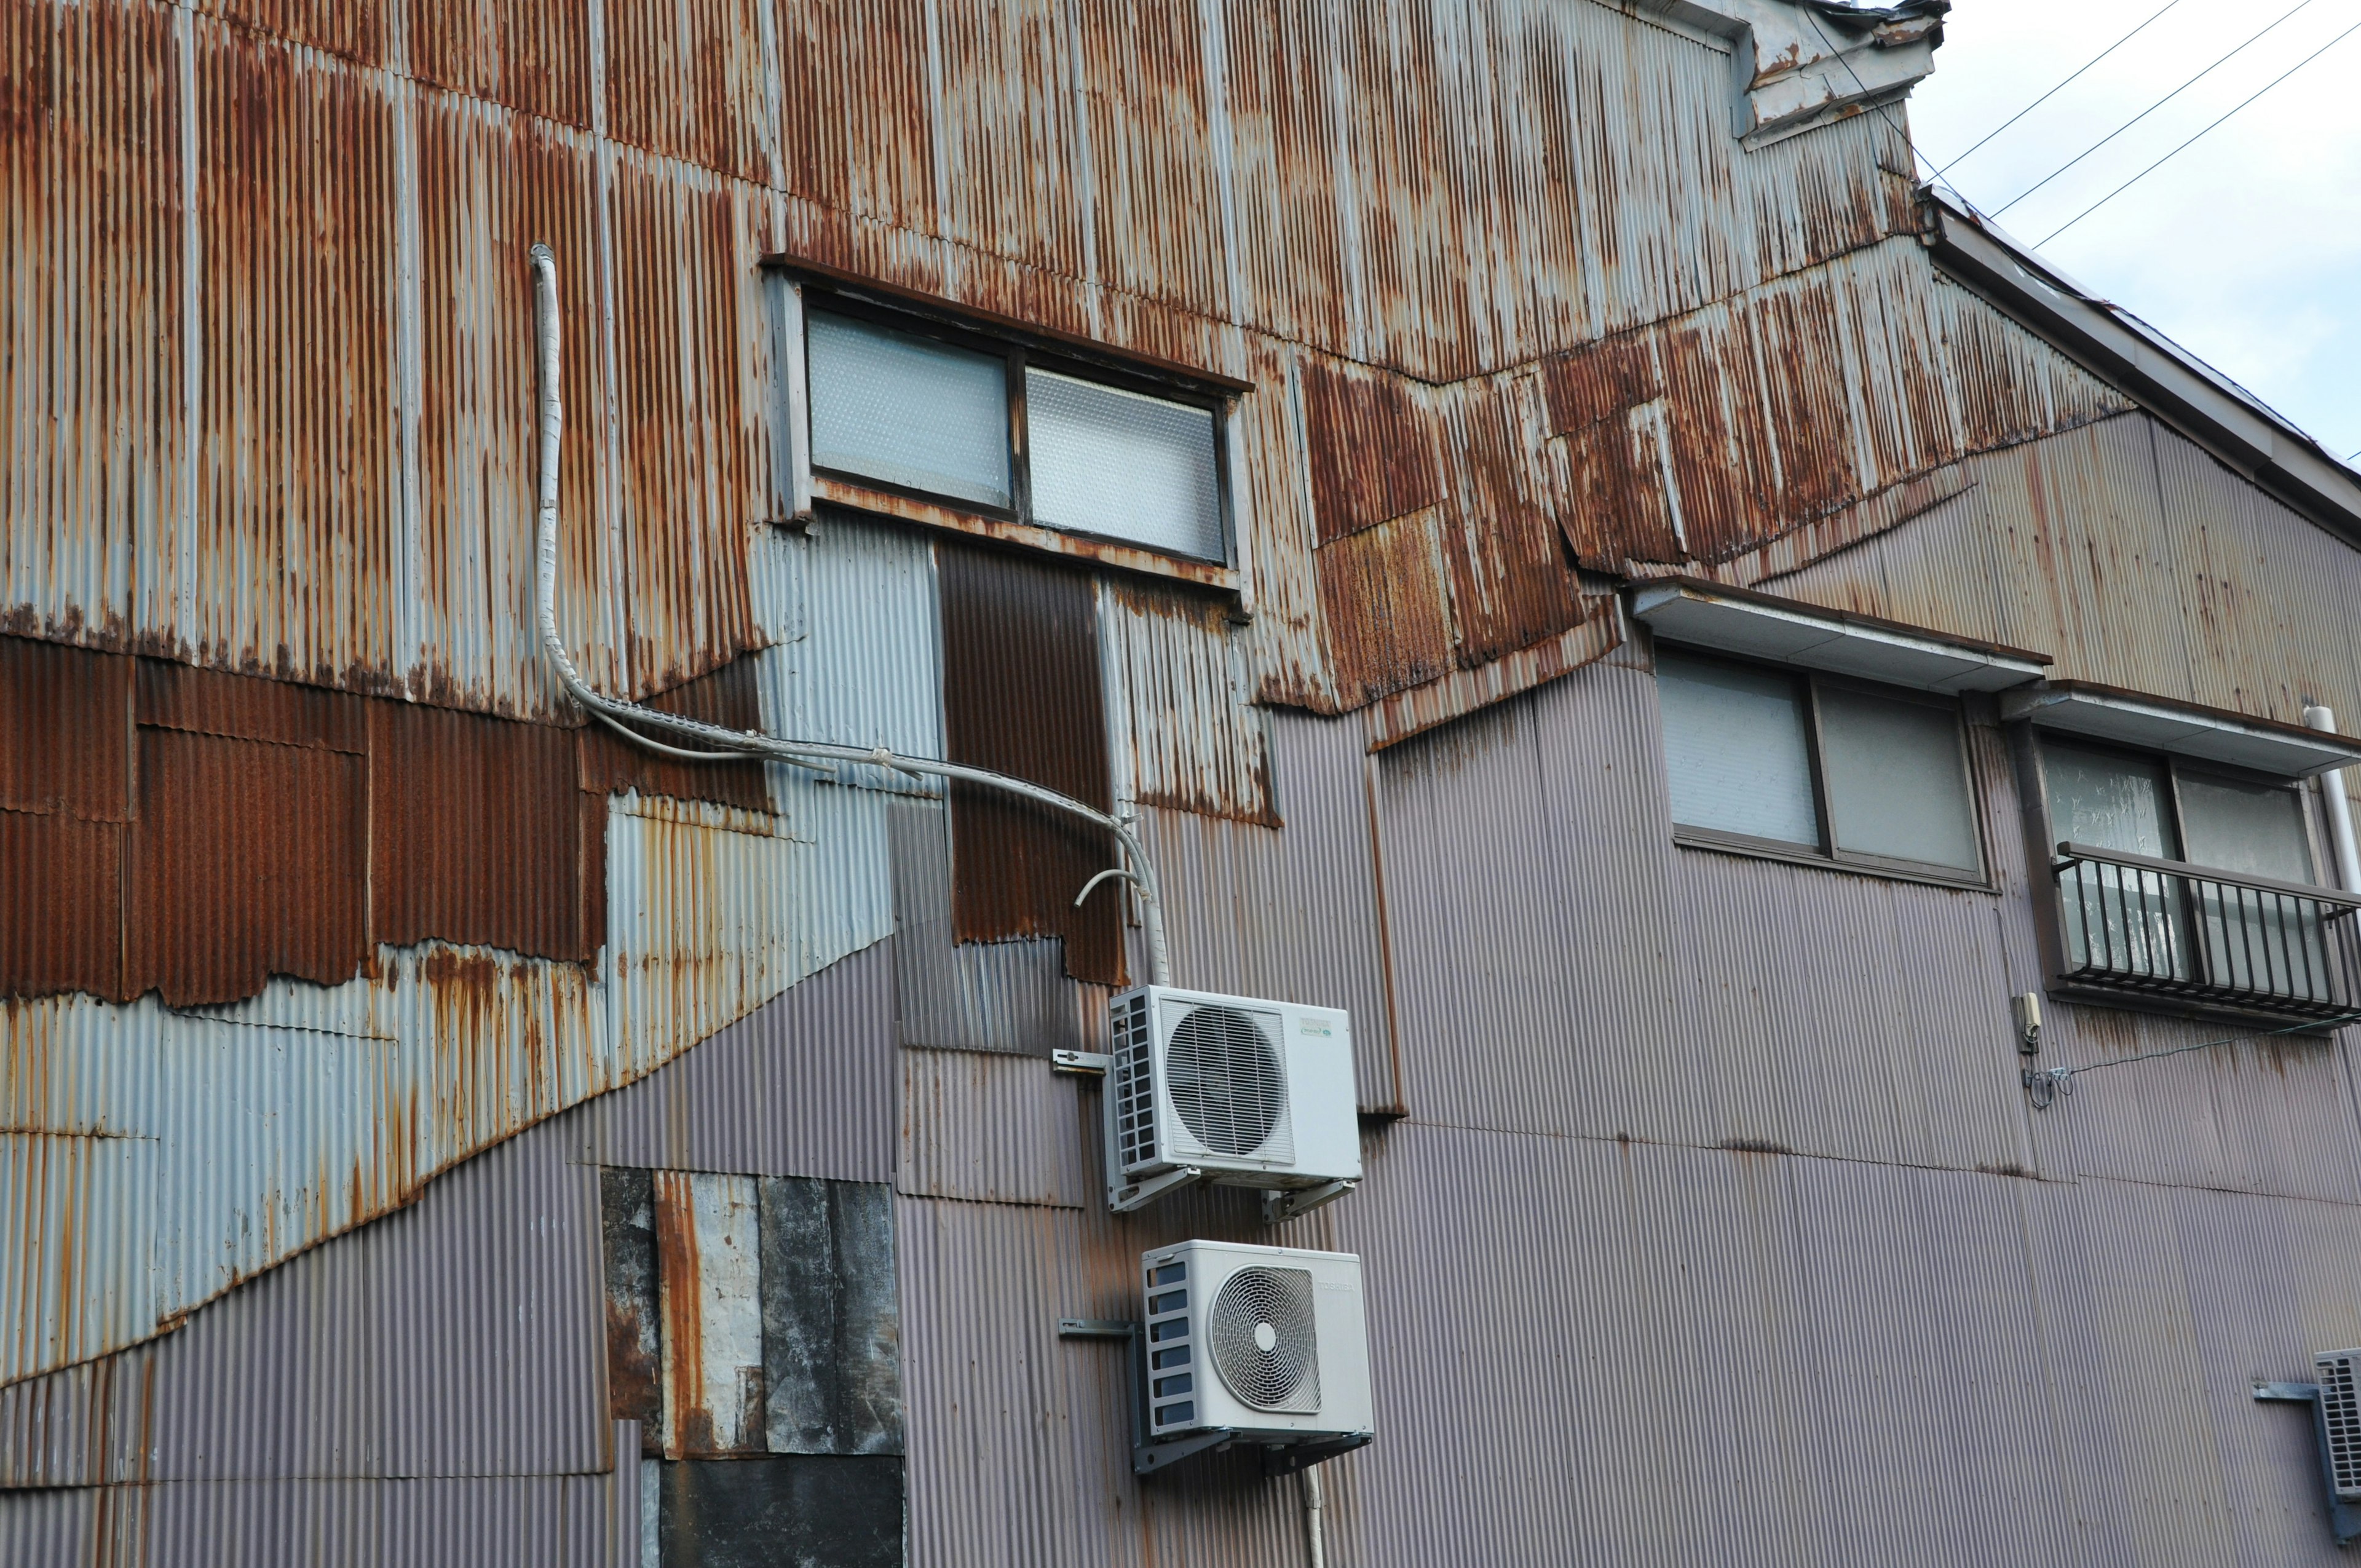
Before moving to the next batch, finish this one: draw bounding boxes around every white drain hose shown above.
[528,243,1172,987]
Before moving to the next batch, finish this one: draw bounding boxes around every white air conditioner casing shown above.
[1103,985,1360,1212]
[2320,1349,2361,1499]
[1139,1240,1372,1445]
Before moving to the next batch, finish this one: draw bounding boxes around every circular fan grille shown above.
[1165,1005,1285,1155]
[1209,1267,1318,1410]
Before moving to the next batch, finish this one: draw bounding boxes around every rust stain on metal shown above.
[0,636,131,821]
[138,657,368,753]
[602,0,775,183]
[405,0,592,127]
[1316,505,1459,710]
[653,1168,709,1457]
[0,810,124,1001]
[1302,361,1446,547]
[938,541,1123,986]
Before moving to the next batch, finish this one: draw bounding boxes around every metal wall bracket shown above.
[1052,1049,1112,1075]
[1110,1165,1203,1213]
[1058,1318,1134,1340]
[1262,1179,1357,1225]
[1259,1433,1374,1476]
[2252,1380,2361,1547]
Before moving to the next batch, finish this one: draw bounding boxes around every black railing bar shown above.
[2054,842,2361,909]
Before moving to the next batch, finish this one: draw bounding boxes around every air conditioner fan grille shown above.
[1165,1004,1286,1157]
[1209,1266,1319,1412]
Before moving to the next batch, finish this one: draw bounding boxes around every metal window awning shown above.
[2001,683,2361,778]
[1629,579,2051,694]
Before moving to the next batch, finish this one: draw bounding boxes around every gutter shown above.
[1918,188,2361,542]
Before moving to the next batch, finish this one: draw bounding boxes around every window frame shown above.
[1658,642,1993,890]
[2031,731,2326,887]
[797,288,1240,572]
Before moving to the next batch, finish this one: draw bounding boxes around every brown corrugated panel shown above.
[405,0,593,127]
[373,700,599,964]
[576,655,770,814]
[0,812,123,1000]
[196,0,389,67]
[125,727,368,1007]
[1315,506,1458,709]
[191,25,401,692]
[1300,354,1447,547]
[136,657,368,753]
[606,151,764,701]
[773,0,938,237]
[602,0,776,183]
[411,98,619,710]
[0,0,182,656]
[0,636,130,820]
[936,542,1122,985]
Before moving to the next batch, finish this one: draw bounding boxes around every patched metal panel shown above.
[888,799,1107,1056]
[601,1166,662,1444]
[897,1047,1091,1209]
[655,1454,904,1568]
[655,1171,766,1457]
[757,518,944,798]
[937,541,1123,984]
[759,1176,903,1456]
[1099,578,1274,825]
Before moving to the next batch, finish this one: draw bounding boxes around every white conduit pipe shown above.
[529,244,1173,988]
[1300,1466,1326,1568]
[2306,705,2361,893]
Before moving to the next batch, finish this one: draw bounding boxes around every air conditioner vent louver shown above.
[1165,1004,1286,1157]
[1112,993,1157,1170]
[2320,1349,2361,1499]
[1209,1266,1320,1413]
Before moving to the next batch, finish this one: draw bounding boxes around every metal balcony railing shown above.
[2052,842,2361,1021]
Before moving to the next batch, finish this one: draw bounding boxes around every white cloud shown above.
[1907,0,2361,461]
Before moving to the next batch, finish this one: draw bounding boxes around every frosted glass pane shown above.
[1658,651,1819,847]
[2180,773,2312,882]
[2042,740,2177,858]
[1026,368,1224,561]
[807,312,1010,509]
[1819,687,1979,870]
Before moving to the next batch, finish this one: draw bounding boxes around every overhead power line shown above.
[1995,0,2317,219]
[1927,0,2188,181]
[2038,17,2361,246]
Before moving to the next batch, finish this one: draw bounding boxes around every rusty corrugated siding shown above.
[406,0,593,126]
[1097,577,1275,825]
[575,654,772,815]
[936,541,1123,985]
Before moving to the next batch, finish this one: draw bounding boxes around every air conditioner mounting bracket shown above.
[1262,1179,1356,1225]
[1110,1165,1203,1213]
[2250,1380,2361,1547]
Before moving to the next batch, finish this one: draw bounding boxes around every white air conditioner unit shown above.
[2319,1349,2361,1499]
[1139,1240,1372,1450]
[1103,985,1361,1215]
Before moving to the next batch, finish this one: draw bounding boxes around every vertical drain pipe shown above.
[2306,707,2361,892]
[1300,1466,1326,1568]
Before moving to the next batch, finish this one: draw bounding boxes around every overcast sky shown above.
[1905,0,2361,466]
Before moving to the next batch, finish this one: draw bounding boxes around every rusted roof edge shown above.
[1921,189,2361,542]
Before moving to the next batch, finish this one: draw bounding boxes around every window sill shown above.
[809,475,1241,595]
[1672,830,1994,893]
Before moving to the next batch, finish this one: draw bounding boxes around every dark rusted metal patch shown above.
[125,727,370,1008]
[936,542,1123,986]
[0,810,125,1001]
[657,1454,904,1568]
[0,636,130,822]
[576,654,770,814]
[138,657,370,753]
[374,699,601,964]
[1302,360,1447,546]
[759,1176,903,1457]
[600,1166,663,1449]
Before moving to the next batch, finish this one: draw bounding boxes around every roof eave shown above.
[1919,189,2361,543]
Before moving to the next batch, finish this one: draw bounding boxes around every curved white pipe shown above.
[2306,705,2361,894]
[529,244,1173,988]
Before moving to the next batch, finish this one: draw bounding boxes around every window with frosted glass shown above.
[2043,738,2327,998]
[1657,651,1820,847]
[1658,647,1983,880]
[1026,369,1224,561]
[807,312,1012,509]
[800,299,1230,564]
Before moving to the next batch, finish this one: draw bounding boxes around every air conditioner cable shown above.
[528,243,1173,989]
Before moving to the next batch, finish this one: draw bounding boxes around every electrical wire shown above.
[2023,1008,2361,1107]
[2037,17,2361,246]
[1803,10,1936,177]
[1926,0,2189,182]
[1994,0,2316,219]
[526,243,1174,988]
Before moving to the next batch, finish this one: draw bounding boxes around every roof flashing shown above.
[1630,579,2048,694]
